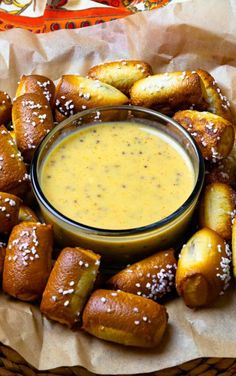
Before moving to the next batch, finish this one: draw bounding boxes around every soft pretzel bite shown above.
[54,75,129,122]
[130,71,205,114]
[0,91,12,126]
[176,228,231,308]
[199,183,236,240]
[40,247,101,327]
[0,192,21,234]
[12,93,54,162]
[16,75,55,107]
[54,108,67,122]
[173,110,234,161]
[0,125,28,195]
[18,204,39,223]
[88,60,153,96]
[82,289,168,348]
[232,221,236,278]
[197,69,233,123]
[0,241,6,278]
[107,249,177,301]
[205,139,236,187]
[3,222,53,302]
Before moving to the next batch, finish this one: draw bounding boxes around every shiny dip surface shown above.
[40,122,195,230]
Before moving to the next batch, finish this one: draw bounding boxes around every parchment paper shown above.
[0,0,236,374]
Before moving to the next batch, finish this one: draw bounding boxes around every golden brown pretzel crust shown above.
[107,249,177,301]
[18,205,39,223]
[3,222,53,302]
[0,125,28,196]
[54,75,129,122]
[0,91,12,126]
[88,60,153,96]
[0,242,6,278]
[205,139,236,187]
[130,71,205,114]
[176,227,231,308]
[197,69,233,123]
[16,75,55,108]
[173,110,234,161]
[40,247,101,327]
[82,289,168,348]
[12,93,54,162]
[232,221,236,278]
[54,108,67,123]
[0,192,21,234]
[199,182,236,240]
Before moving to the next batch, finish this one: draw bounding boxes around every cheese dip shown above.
[40,122,195,230]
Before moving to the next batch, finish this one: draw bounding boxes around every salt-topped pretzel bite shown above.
[199,182,236,240]
[82,289,168,348]
[0,241,6,278]
[88,60,153,96]
[16,75,55,107]
[130,71,205,114]
[205,140,236,187]
[173,110,234,162]
[12,93,54,162]
[107,249,177,301]
[54,75,129,122]
[40,247,101,327]
[176,227,232,308]
[18,204,38,223]
[0,192,21,234]
[3,222,53,301]
[231,221,236,278]
[197,69,233,123]
[0,125,28,196]
[0,91,12,125]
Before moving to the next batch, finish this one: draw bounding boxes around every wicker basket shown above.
[0,345,235,376]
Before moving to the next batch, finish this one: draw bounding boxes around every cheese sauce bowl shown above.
[31,106,204,264]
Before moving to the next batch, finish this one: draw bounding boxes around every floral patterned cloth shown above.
[0,0,172,32]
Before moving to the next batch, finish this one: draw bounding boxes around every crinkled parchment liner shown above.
[0,0,236,373]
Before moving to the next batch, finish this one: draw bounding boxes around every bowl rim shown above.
[30,105,205,236]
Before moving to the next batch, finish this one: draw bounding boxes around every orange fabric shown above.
[0,7,131,33]
[0,1,172,33]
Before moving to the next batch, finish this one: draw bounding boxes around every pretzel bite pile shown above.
[0,61,235,348]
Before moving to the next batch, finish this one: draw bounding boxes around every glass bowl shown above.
[30,105,204,265]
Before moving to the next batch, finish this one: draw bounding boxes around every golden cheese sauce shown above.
[40,122,195,230]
